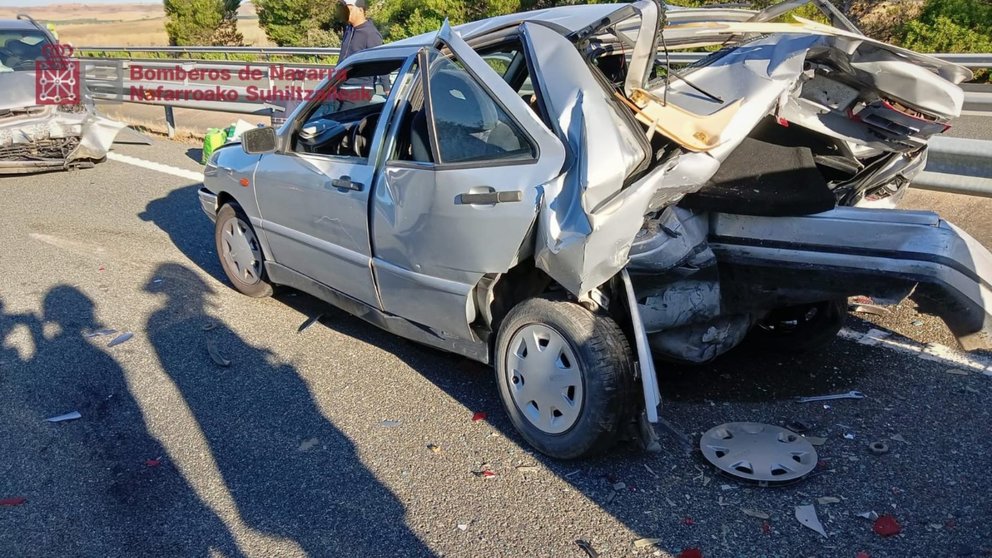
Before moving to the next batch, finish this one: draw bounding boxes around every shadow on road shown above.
[0,287,242,556]
[143,263,431,557]
[139,184,225,283]
[135,183,881,554]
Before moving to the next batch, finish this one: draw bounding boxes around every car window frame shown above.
[279,55,415,165]
[405,45,543,171]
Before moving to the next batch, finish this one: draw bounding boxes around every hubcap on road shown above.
[221,217,262,285]
[505,324,583,434]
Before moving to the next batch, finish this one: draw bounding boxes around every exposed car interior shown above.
[393,42,538,164]
[292,59,402,159]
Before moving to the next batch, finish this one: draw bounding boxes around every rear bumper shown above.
[710,208,992,350]
[198,188,219,222]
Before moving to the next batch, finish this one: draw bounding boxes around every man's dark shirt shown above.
[339,20,383,63]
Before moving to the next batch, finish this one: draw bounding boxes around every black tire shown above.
[494,298,636,460]
[746,299,847,353]
[215,203,273,298]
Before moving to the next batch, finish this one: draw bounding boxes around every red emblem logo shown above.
[35,43,80,105]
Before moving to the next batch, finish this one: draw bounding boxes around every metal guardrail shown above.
[914,137,992,198]
[77,46,992,69]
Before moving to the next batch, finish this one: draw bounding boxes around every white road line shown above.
[107,152,204,183]
[839,327,992,374]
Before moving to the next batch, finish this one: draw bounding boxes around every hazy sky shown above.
[0,0,159,5]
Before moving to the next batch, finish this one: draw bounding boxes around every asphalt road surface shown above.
[1,136,991,558]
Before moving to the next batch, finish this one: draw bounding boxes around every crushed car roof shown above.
[389,4,626,47]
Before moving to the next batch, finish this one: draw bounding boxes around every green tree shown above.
[254,0,342,47]
[899,0,992,53]
[163,0,244,46]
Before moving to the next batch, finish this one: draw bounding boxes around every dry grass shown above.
[0,3,272,47]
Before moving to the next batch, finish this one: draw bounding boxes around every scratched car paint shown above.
[199,0,992,459]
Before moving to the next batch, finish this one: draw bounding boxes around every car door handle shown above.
[458,190,523,205]
[329,176,364,192]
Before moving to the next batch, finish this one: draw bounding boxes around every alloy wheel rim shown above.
[505,323,583,434]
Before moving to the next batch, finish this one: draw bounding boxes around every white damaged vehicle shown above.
[199,1,992,459]
[0,16,123,174]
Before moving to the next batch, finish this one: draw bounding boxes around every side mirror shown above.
[242,127,278,154]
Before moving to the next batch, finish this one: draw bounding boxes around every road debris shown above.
[471,411,487,422]
[946,368,970,376]
[856,552,871,558]
[457,523,468,531]
[785,420,812,433]
[612,482,626,491]
[298,438,319,452]
[644,464,659,478]
[633,538,661,549]
[84,328,116,339]
[890,434,908,444]
[742,509,770,520]
[844,433,857,440]
[202,322,217,331]
[206,338,231,367]
[678,549,703,558]
[795,504,827,537]
[381,420,401,428]
[817,496,841,505]
[873,515,902,537]
[681,517,695,526]
[796,391,866,403]
[868,441,890,455]
[45,411,81,423]
[107,332,133,348]
[427,444,441,454]
[0,497,27,506]
[297,313,323,334]
[145,458,161,468]
[575,539,599,558]
[804,436,827,446]
[851,304,889,316]
[857,511,880,521]
[912,320,925,327]
[700,423,818,485]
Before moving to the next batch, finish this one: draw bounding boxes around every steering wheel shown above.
[351,113,381,158]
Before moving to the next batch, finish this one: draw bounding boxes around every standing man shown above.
[337,0,383,63]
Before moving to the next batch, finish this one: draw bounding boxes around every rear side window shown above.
[426,56,535,165]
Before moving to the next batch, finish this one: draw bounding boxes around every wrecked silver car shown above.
[198,1,992,459]
[0,16,123,174]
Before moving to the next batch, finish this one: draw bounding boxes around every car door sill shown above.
[265,262,490,363]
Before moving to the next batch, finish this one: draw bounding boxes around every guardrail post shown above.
[164,106,176,139]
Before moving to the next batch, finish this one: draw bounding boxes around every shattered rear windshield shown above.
[0,30,53,72]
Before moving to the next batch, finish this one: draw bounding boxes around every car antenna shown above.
[656,9,724,105]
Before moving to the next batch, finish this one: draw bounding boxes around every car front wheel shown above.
[495,297,635,460]
[215,203,273,298]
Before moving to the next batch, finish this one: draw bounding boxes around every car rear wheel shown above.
[215,203,273,298]
[746,299,846,353]
[495,297,635,460]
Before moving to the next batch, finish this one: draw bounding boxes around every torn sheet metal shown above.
[622,0,661,97]
[0,70,124,175]
[523,22,659,296]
